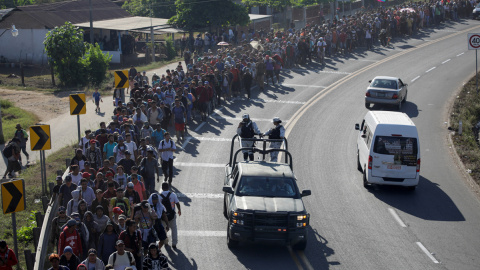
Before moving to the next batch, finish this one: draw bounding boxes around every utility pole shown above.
[150,0,155,62]
[89,0,94,44]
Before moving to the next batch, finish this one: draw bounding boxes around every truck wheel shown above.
[227,224,239,249]
[363,169,369,188]
[293,239,307,250]
[357,152,362,172]
[365,103,370,109]
[223,198,228,219]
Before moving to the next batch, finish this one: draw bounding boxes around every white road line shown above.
[232,97,306,104]
[290,69,351,75]
[436,29,459,33]
[442,59,451,64]
[174,162,224,168]
[176,193,224,198]
[411,76,420,82]
[184,136,232,142]
[297,251,314,270]
[282,84,327,88]
[194,122,206,132]
[426,67,436,73]
[456,52,465,57]
[388,208,407,228]
[181,137,192,149]
[212,116,287,122]
[355,59,378,62]
[178,230,225,237]
[416,242,440,263]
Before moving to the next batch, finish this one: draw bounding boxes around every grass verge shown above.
[0,143,75,270]
[450,75,480,185]
[1,99,38,144]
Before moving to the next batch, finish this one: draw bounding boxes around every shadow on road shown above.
[369,175,465,221]
[302,226,339,269]
[166,245,198,270]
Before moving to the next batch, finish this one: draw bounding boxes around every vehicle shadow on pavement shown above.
[228,243,302,269]
[368,101,419,118]
[369,176,465,222]
[165,246,198,270]
[302,226,339,269]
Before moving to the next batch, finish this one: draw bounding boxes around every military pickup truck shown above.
[223,135,311,250]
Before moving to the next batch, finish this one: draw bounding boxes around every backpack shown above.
[161,140,174,149]
[160,192,175,221]
[111,198,128,214]
[112,251,134,266]
[2,143,14,159]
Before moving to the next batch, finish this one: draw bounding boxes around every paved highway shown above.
[155,20,480,269]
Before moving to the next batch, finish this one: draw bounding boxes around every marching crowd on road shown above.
[0,1,472,269]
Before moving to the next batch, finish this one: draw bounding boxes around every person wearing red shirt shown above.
[0,240,18,270]
[58,220,83,257]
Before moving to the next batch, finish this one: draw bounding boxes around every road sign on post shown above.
[30,125,51,151]
[114,70,129,88]
[69,93,86,115]
[1,179,25,214]
[468,33,480,93]
[1,179,25,270]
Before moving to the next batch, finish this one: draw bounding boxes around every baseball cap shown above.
[116,187,124,192]
[66,219,77,227]
[88,249,97,255]
[58,206,66,212]
[56,176,63,182]
[90,139,96,144]
[118,214,127,220]
[112,207,124,215]
[127,182,134,188]
[151,194,159,200]
[116,240,125,246]
[82,172,91,178]
[63,246,73,254]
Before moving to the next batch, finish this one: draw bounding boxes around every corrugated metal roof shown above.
[16,0,131,29]
[74,16,170,31]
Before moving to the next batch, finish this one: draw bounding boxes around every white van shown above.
[355,111,420,190]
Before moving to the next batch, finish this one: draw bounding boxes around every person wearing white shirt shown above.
[124,134,137,160]
[158,132,176,184]
[160,182,181,249]
[70,165,83,186]
[108,240,136,270]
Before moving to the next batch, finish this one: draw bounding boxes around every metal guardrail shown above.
[33,168,69,270]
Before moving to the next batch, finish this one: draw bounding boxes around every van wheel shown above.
[402,91,407,103]
[363,169,369,188]
[357,152,362,172]
[293,239,307,250]
[227,224,239,249]
[365,103,370,109]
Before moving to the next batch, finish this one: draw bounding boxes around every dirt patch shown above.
[0,88,70,122]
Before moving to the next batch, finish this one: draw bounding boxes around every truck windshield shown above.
[373,136,418,166]
[236,177,298,198]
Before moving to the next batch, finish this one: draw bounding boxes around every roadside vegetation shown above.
[0,99,38,144]
[0,142,75,269]
[450,76,480,185]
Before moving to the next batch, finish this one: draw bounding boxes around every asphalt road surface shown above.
[155,19,480,270]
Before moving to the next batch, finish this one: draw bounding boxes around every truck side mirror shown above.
[223,186,234,194]
[355,123,360,130]
[368,80,372,83]
[301,190,311,197]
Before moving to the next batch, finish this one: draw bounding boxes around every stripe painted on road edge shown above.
[282,84,327,88]
[177,230,225,237]
[296,251,314,270]
[176,193,224,198]
[286,246,305,270]
[388,208,407,228]
[416,242,440,263]
[174,162,224,168]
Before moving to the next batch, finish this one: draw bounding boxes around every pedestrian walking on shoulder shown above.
[2,138,21,179]
[93,88,103,113]
[14,123,29,164]
[160,182,181,249]
[262,117,285,162]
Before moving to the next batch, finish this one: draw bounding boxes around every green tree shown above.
[80,43,112,86]
[122,0,176,19]
[169,0,250,31]
[44,22,86,86]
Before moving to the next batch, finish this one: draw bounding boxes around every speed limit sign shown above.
[468,33,480,50]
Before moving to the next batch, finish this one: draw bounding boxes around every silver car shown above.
[365,76,408,110]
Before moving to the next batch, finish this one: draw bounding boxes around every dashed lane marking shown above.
[416,242,440,263]
[388,208,407,228]
[282,84,327,89]
[426,67,436,73]
[442,59,451,64]
[456,52,465,57]
[411,76,420,82]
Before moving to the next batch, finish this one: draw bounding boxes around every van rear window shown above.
[373,136,418,166]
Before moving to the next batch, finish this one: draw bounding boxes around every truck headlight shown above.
[233,212,244,217]
[233,219,244,225]
[296,222,307,227]
[297,215,307,221]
